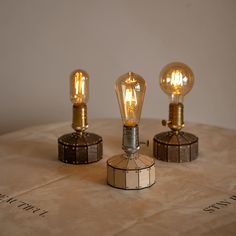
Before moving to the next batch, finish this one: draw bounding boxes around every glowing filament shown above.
[170,70,183,87]
[124,88,137,126]
[125,88,137,106]
[74,72,85,100]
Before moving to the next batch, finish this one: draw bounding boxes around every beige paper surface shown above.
[0,119,235,235]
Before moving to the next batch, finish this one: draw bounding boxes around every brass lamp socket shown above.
[166,103,184,132]
[72,103,88,132]
[154,102,198,162]
[58,103,103,164]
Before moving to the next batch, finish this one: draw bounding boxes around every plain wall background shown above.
[0,0,236,134]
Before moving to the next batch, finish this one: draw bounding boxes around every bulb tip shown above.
[71,69,89,79]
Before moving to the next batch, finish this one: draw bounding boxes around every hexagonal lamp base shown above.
[107,154,155,190]
[58,132,103,164]
[153,131,198,162]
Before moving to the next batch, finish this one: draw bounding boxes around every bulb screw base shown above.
[72,103,88,132]
[58,132,103,164]
[153,131,198,162]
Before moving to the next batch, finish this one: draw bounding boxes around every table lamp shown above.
[107,72,155,190]
[153,62,198,162]
[58,69,103,164]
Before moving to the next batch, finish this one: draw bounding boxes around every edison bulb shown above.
[58,69,103,165]
[70,69,89,104]
[116,72,146,127]
[153,62,198,163]
[160,62,194,103]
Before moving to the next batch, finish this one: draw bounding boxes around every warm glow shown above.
[170,70,183,87]
[74,72,85,97]
[124,88,137,126]
[70,69,89,104]
[159,62,194,103]
[164,70,190,96]
[116,72,146,127]
[124,88,137,106]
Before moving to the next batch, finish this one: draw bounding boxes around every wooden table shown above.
[0,119,235,235]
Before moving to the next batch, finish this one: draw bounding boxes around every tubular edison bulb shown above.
[70,69,89,104]
[116,72,146,127]
[70,69,89,132]
[160,62,194,103]
[58,69,103,165]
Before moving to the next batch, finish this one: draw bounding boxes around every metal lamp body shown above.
[107,125,156,190]
[153,103,198,162]
[58,103,103,164]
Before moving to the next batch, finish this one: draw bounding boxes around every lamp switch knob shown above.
[162,120,171,126]
[140,140,149,147]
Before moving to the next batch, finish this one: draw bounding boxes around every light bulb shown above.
[160,62,194,103]
[70,69,89,132]
[116,72,146,127]
[107,72,155,190]
[115,72,146,156]
[159,62,195,131]
[153,62,198,163]
[70,69,89,104]
[58,69,103,165]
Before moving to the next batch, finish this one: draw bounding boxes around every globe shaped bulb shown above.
[159,62,194,103]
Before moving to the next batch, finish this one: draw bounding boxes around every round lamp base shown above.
[107,154,155,190]
[58,132,103,164]
[153,131,198,162]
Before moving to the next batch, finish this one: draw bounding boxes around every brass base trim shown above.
[107,154,155,190]
[153,131,198,162]
[58,132,103,164]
